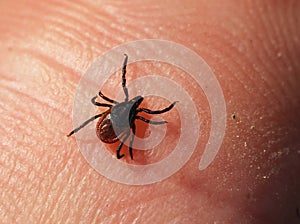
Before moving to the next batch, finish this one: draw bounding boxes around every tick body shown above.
[67,54,177,159]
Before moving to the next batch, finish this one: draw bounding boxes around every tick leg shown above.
[129,123,136,160]
[98,91,118,104]
[116,130,130,159]
[67,112,105,137]
[137,101,178,114]
[122,54,129,102]
[136,116,167,125]
[91,96,112,107]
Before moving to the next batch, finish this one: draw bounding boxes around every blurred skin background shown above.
[0,0,299,223]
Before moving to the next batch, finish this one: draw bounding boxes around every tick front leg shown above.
[91,96,112,107]
[98,91,118,104]
[116,131,130,159]
[122,54,129,102]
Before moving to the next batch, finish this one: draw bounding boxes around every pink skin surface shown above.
[0,0,300,223]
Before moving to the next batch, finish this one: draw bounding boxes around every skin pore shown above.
[0,1,299,223]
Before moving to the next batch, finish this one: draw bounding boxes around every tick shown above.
[67,54,177,159]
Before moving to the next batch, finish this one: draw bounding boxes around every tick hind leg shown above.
[137,101,177,114]
[91,96,113,107]
[136,116,167,125]
[128,123,136,160]
[67,112,106,137]
[116,130,130,159]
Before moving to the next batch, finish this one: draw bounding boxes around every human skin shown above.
[0,0,300,223]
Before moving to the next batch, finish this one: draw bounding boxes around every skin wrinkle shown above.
[43,1,134,46]
[3,157,36,223]
[281,2,300,70]
[191,22,266,88]
[98,183,183,222]
[1,14,87,73]
[19,49,80,94]
[51,170,73,222]
[0,0,300,223]
[39,158,70,222]
[1,84,65,141]
[208,13,299,121]
[1,86,76,222]
[44,9,99,43]
[118,193,186,223]
[1,75,70,122]
[209,18,298,219]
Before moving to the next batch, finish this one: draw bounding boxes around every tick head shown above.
[130,95,144,107]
